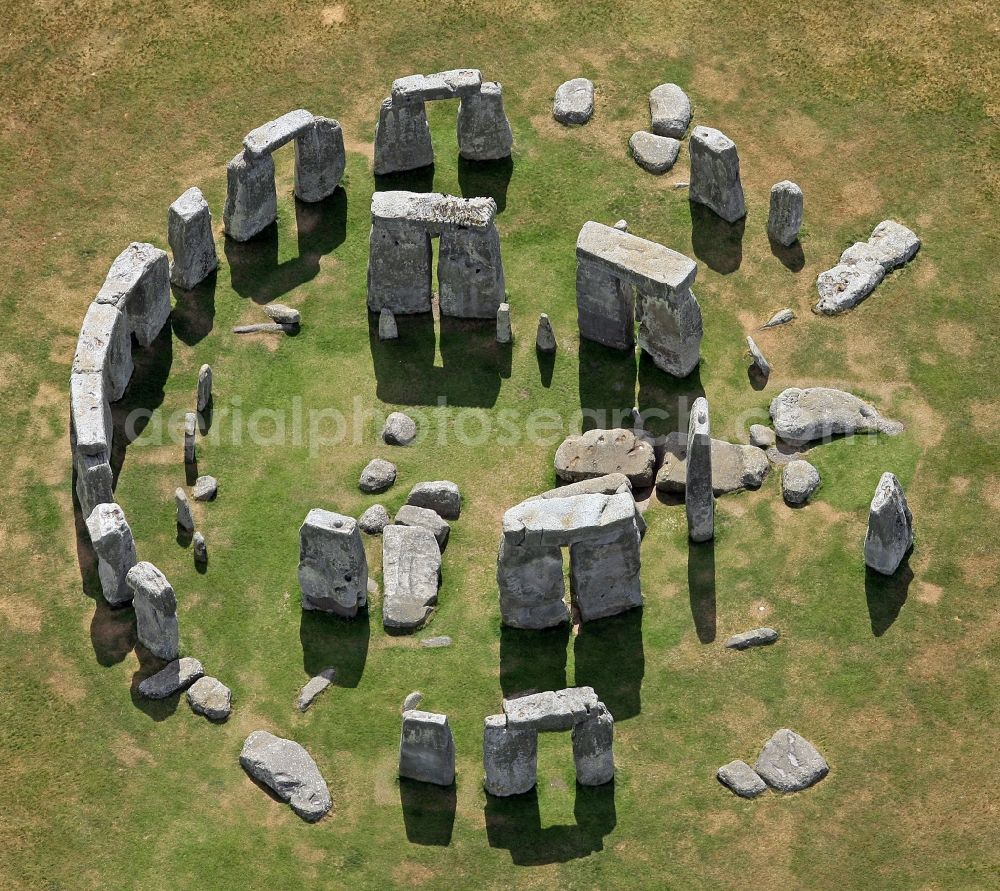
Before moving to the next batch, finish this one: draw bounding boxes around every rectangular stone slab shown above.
[398,710,456,786]
[371,191,496,232]
[73,301,133,402]
[502,492,637,549]
[70,371,112,457]
[382,524,441,631]
[391,69,483,103]
[243,109,315,157]
[502,687,599,733]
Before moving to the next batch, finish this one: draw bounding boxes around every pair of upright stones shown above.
[374,68,513,175]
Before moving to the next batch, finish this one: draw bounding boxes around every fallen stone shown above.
[717,760,768,798]
[814,260,885,314]
[395,504,450,549]
[359,458,397,494]
[402,691,424,712]
[420,635,452,649]
[232,322,297,334]
[176,488,194,532]
[297,667,336,712]
[187,676,231,721]
[767,181,804,246]
[746,336,771,378]
[749,424,776,449]
[382,411,417,446]
[358,504,391,535]
[399,710,456,786]
[613,219,628,231]
[864,472,913,575]
[125,562,179,661]
[782,460,821,505]
[503,687,599,733]
[536,313,557,353]
[840,220,920,271]
[197,364,212,412]
[137,657,204,699]
[629,131,680,174]
[378,308,398,341]
[553,78,594,125]
[496,302,512,344]
[193,531,208,563]
[406,480,461,520]
[183,411,197,464]
[689,126,746,223]
[298,509,368,617]
[263,303,301,325]
[457,81,514,162]
[686,396,714,543]
[762,308,795,329]
[555,428,655,488]
[755,729,829,792]
[725,627,779,650]
[769,387,903,445]
[73,301,133,403]
[649,83,692,138]
[193,475,218,501]
[85,502,137,606]
[239,730,332,821]
[168,187,218,289]
[656,431,769,496]
[382,525,441,631]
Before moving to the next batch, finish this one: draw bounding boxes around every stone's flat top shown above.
[502,686,599,732]
[381,524,441,630]
[725,627,779,650]
[96,242,167,305]
[170,186,209,220]
[371,191,496,229]
[553,78,595,124]
[691,126,736,153]
[391,68,483,101]
[629,131,681,173]
[187,676,232,720]
[502,492,636,542]
[73,302,122,374]
[771,179,803,196]
[239,730,332,822]
[717,760,768,798]
[815,260,885,314]
[302,508,357,535]
[137,657,204,699]
[402,709,449,728]
[577,221,697,292]
[755,729,829,792]
[243,109,315,156]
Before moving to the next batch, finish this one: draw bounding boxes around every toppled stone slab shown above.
[406,480,461,520]
[378,308,398,340]
[749,424,776,449]
[767,181,804,247]
[754,729,829,792]
[359,458,397,494]
[536,313,557,352]
[420,635,452,649]
[533,472,632,500]
[553,78,594,125]
[382,411,417,446]
[95,242,171,347]
[725,627,779,650]
[298,509,368,617]
[655,431,770,496]
[358,504,391,535]
[717,760,768,798]
[187,676,231,721]
[762,308,795,329]
[502,686,599,733]
[402,691,424,712]
[649,83,692,138]
[555,428,655,488]
[176,487,194,532]
[263,303,301,325]
[392,69,483,103]
[483,713,539,796]
[746,336,771,378]
[240,730,332,821]
[232,322,297,334]
[864,471,913,575]
[686,396,714,543]
[193,475,218,501]
[782,460,821,505]
[297,667,336,712]
[197,364,212,412]
[689,126,746,223]
[399,710,456,786]
[395,504,450,549]
[382,524,441,631]
[243,109,315,157]
[168,186,218,289]
[126,562,179,661]
[70,372,111,458]
[137,657,204,699]
[815,260,885,315]
[73,301,133,403]
[86,502,137,606]
[840,220,921,270]
[769,387,903,445]
[457,81,513,161]
[629,131,680,174]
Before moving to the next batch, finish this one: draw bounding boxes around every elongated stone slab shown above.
[371,191,496,232]
[294,117,346,202]
[240,730,332,822]
[382,524,441,631]
[770,387,902,445]
[85,502,137,606]
[243,108,315,157]
[655,431,770,496]
[223,150,277,242]
[767,180,803,246]
[457,82,513,161]
[168,186,218,289]
[73,301,133,402]
[502,686,599,733]
[839,220,920,270]
[555,428,655,488]
[686,397,714,542]
[438,223,505,319]
[126,561,179,660]
[814,260,885,315]
[137,657,204,699]
[95,242,171,347]
[392,69,482,102]
[70,371,111,457]
[502,492,638,549]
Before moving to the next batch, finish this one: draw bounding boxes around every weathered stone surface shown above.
[137,657,204,699]
[70,372,112,457]
[294,117,346,203]
[496,302,512,344]
[555,428,655,488]
[687,397,714,542]
[496,536,567,629]
[187,676,231,721]
[629,131,680,174]
[382,524,441,631]
[782,460,821,505]
[457,81,514,161]
[762,308,795,329]
[197,363,212,412]
[193,475,218,502]
[358,504,391,535]
[243,109,314,157]
[717,760,767,798]
[297,667,336,712]
[689,126,746,223]
[840,220,920,270]
[74,451,113,518]
[649,83,692,138]
[814,260,885,314]
[239,730,332,822]
[770,387,903,445]
[193,531,208,563]
[483,713,538,796]
[553,78,594,125]
[298,509,368,617]
[392,69,483,102]
[73,301,133,402]
[263,303,301,325]
[395,504,450,549]
[175,487,194,532]
[402,691,424,712]
[406,480,461,520]
[725,627,779,650]
[656,432,770,496]
[420,635,452,649]
[503,687,599,733]
[755,729,829,792]
[865,472,913,575]
[183,411,197,464]
[95,242,171,347]
[572,701,615,785]
[749,424,776,449]
[223,150,277,242]
[614,219,628,231]
[373,97,434,176]
[86,503,137,606]
[533,472,632,500]
[126,562,179,661]
[399,710,456,786]
[746,336,771,378]
[438,221,505,319]
[378,308,398,340]
[168,187,218,289]
[372,190,496,231]
[767,181,804,246]
[536,313,557,353]
[382,412,417,446]
[232,322,295,334]
[359,458,397,494]
[367,216,433,313]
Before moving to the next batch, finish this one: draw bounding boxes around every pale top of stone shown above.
[371,190,496,230]
[239,730,332,822]
[243,109,315,157]
[170,186,209,221]
[691,125,736,154]
[126,561,176,610]
[391,68,483,102]
[649,83,692,138]
[70,371,110,456]
[302,508,358,537]
[532,472,632,500]
[770,386,902,444]
[502,686,599,732]
[72,301,122,376]
[815,260,885,314]
[502,492,636,547]
[576,221,697,294]
[95,242,167,307]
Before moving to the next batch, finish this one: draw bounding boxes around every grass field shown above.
[1,1,999,888]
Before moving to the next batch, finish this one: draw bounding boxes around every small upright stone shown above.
[717,760,767,798]
[85,502,137,606]
[782,460,821,505]
[406,480,461,520]
[298,509,368,617]
[613,220,628,232]
[297,668,336,712]
[197,364,212,412]
[399,710,456,786]
[649,83,692,138]
[536,314,557,353]
[192,531,208,563]
[125,562,179,660]
[187,676,232,721]
[382,411,417,446]
[168,187,218,289]
[183,411,197,464]
[686,397,714,542]
[192,475,218,501]
[378,308,399,341]
[746,336,771,378]
[689,126,746,223]
[767,181,804,246]
[553,78,595,125]
[175,488,195,532]
[864,472,913,575]
[629,131,681,174]
[496,302,512,344]
[359,458,397,494]
[358,504,391,535]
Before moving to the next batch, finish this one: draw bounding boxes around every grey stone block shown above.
[483,713,538,796]
[655,431,770,497]
[168,187,218,289]
[243,109,314,157]
[95,242,171,347]
[689,126,746,223]
[373,97,434,176]
[755,729,829,792]
[724,627,779,650]
[294,117,346,202]
[192,475,218,501]
[536,314,556,353]
[686,397,714,542]
[85,502,137,606]
[393,69,483,103]
[298,509,368,617]
[359,458,397,494]
[73,301,133,402]
[496,302,512,344]
[367,217,433,314]
[378,308,398,340]
[572,701,614,785]
[399,710,456,786]
[187,676,231,721]
[137,657,204,699]
[395,504,450,549]
[629,131,680,174]
[457,81,513,161]
[767,180,803,247]
[746,335,771,378]
[297,667,336,712]
[73,450,113,518]
[382,524,440,631]
[382,411,417,445]
[223,150,277,242]
[749,424,776,449]
[782,460,821,505]
[496,536,567,629]
[717,759,767,797]
[239,730,332,821]
[197,363,212,412]
[438,222,505,319]
[502,687,599,733]
[263,303,300,325]
[70,371,112,457]
[193,531,207,563]
[840,220,920,270]
[770,387,902,445]
[814,260,885,314]
[126,562,179,660]
[175,488,194,533]
[864,472,913,575]
[183,411,197,464]
[358,504,391,535]
[649,83,692,138]
[554,428,655,488]
[553,78,594,125]
[406,480,461,520]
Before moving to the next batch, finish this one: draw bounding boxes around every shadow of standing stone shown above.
[688,540,716,643]
[865,561,913,636]
[399,778,456,846]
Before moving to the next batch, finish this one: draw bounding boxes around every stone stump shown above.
[767,180,804,247]
[298,509,368,617]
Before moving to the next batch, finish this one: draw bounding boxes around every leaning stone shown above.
[85,502,137,606]
[457,81,514,161]
[840,220,920,270]
[72,301,133,403]
[395,504,450,550]
[782,460,821,505]
[197,364,212,412]
[629,131,680,174]
[382,525,441,631]
[192,475,218,502]
[655,431,770,496]
[168,187,218,289]
[137,657,204,699]
[762,308,795,329]
[223,149,277,242]
[686,397,714,542]
[749,424,776,449]
[746,336,771,378]
[232,322,296,334]
[767,181,804,246]
[496,302,512,344]
[298,509,368,617]
[125,562,179,661]
[689,126,746,223]
[406,480,461,520]
[536,313,557,353]
[864,472,913,575]
[555,428,655,488]
[572,701,615,786]
[553,78,594,125]
[263,303,301,325]
[382,411,417,446]
[770,387,903,445]
[420,635,452,649]
[175,488,195,532]
[814,260,885,314]
[193,531,208,563]
[243,109,315,157]
[358,504,391,535]
[483,713,538,796]
[725,627,779,650]
[359,458,397,494]
[95,242,171,347]
[294,116,346,203]
[502,686,599,733]
[183,411,197,464]
[187,676,231,721]
[378,308,398,341]
[70,372,112,457]
[297,667,336,712]
[239,730,332,821]
[755,729,829,792]
[402,691,424,712]
[717,760,768,798]
[649,83,692,138]
[399,710,456,786]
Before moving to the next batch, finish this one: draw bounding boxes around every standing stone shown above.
[571,702,615,785]
[239,730,332,822]
[73,301,134,403]
[223,150,277,242]
[358,504,391,535]
[294,117,346,202]
[629,131,681,174]
[406,480,462,520]
[187,676,232,721]
[649,83,692,138]
[70,372,112,458]
[717,760,768,798]
[382,525,441,631]
[483,714,538,796]
[378,308,398,341]
[864,472,913,575]
[298,509,368,617]
[553,78,594,125]
[689,126,746,223]
[536,314,557,353]
[399,710,456,786]
[183,411,197,464]
[359,458,397,494]
[382,411,417,446]
[367,214,433,315]
[496,302,512,344]
[175,488,194,533]
[85,502,137,606]
[297,667,336,712]
[746,336,771,378]
[95,242,171,348]
[168,187,218,289]
[686,397,714,542]
[197,364,212,412]
[137,657,204,699]
[192,531,208,563]
[782,460,821,505]
[125,562,179,660]
[74,451,114,519]
[496,536,567,629]
[754,729,829,792]
[395,504,450,550]
[767,181,804,246]
[438,219,506,319]
[457,82,514,161]
[373,97,434,176]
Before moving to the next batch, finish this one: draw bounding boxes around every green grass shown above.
[1,1,999,889]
